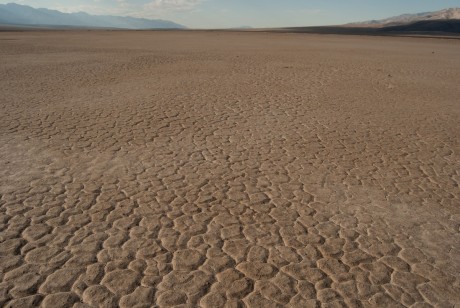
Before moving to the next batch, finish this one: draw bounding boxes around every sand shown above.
[0,30,459,307]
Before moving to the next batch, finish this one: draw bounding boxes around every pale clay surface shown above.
[0,31,459,307]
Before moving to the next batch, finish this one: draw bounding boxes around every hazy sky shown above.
[2,0,460,28]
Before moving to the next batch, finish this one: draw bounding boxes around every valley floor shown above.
[0,31,459,307]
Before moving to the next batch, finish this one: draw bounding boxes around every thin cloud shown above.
[144,0,205,11]
[285,8,322,15]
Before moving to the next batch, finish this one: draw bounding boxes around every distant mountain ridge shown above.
[349,8,460,27]
[381,19,460,34]
[0,3,185,29]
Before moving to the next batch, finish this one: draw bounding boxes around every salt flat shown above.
[0,30,459,307]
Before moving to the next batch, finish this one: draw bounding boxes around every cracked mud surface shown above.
[0,31,459,307]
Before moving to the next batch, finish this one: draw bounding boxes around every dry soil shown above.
[0,31,459,307]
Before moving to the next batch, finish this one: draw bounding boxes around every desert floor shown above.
[0,31,459,307]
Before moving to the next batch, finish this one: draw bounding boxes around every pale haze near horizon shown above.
[1,0,459,28]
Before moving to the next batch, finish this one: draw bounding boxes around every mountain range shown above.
[275,7,460,36]
[0,3,459,32]
[349,8,460,27]
[0,3,185,29]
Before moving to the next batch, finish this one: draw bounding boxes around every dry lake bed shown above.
[0,30,459,307]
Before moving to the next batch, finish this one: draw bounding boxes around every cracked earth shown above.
[0,31,459,307]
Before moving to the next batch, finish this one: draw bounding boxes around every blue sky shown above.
[3,0,460,28]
